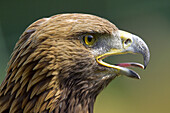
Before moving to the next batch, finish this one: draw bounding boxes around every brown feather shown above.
[0,13,118,113]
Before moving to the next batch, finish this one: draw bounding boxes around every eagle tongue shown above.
[115,62,144,69]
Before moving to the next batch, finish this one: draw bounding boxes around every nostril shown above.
[124,39,132,45]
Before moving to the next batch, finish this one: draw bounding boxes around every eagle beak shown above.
[96,30,150,79]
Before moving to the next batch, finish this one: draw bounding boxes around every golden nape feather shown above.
[0,13,150,113]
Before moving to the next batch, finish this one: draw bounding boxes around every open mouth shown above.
[114,62,144,69]
[96,51,145,79]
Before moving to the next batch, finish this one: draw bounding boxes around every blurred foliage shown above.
[0,0,170,113]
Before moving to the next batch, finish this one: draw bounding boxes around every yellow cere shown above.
[119,30,133,48]
[119,30,132,40]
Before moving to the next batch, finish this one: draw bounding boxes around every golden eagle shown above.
[0,13,150,113]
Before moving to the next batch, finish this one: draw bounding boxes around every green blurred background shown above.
[0,0,169,113]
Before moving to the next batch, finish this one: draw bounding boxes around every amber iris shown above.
[83,35,96,46]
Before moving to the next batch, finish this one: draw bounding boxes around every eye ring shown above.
[83,35,96,46]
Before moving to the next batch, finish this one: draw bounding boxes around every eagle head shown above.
[0,13,150,113]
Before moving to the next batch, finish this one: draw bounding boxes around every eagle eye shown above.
[83,35,96,46]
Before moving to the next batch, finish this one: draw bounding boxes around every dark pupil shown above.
[87,35,93,42]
